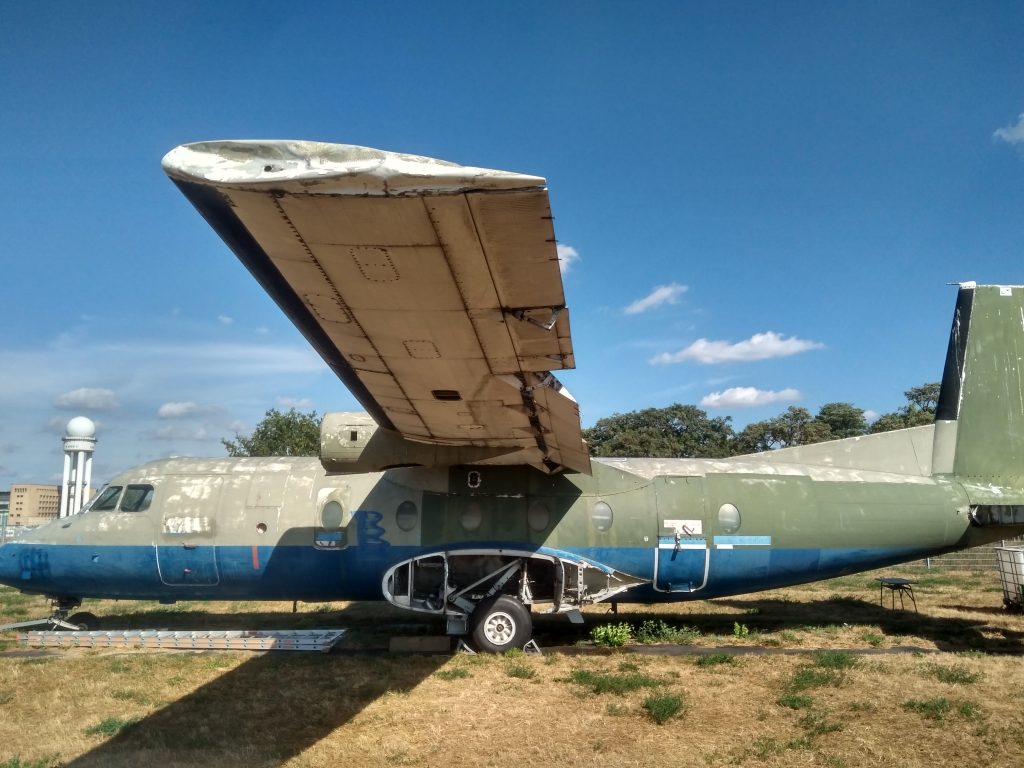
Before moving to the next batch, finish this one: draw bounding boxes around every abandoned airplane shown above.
[1,141,1023,651]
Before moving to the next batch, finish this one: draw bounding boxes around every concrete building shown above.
[9,484,61,526]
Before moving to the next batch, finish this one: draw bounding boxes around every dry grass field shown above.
[1,566,1022,767]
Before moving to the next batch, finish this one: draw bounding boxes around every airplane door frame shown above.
[653,476,709,593]
[155,476,222,587]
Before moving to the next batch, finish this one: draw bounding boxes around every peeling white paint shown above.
[163,141,545,196]
[164,516,213,534]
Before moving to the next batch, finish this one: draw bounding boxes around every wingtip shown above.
[162,140,546,194]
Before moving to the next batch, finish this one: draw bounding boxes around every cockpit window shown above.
[91,486,123,511]
[120,484,154,512]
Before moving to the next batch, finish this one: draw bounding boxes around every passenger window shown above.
[92,486,123,511]
[120,484,154,512]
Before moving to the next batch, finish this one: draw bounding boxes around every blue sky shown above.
[2,1,1023,485]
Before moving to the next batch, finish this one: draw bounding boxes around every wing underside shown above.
[163,141,590,474]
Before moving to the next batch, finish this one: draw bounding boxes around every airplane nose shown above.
[0,541,21,588]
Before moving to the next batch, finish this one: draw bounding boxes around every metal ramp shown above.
[20,628,347,653]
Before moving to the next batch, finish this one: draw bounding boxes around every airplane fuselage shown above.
[2,427,1014,612]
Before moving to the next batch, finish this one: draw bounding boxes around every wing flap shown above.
[164,141,590,474]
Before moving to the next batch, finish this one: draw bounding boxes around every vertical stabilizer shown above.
[933,284,1024,483]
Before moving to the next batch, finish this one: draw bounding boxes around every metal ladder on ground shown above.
[20,628,347,653]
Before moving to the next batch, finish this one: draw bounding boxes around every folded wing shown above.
[163,141,590,474]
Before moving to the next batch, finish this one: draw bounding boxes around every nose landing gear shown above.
[0,596,96,633]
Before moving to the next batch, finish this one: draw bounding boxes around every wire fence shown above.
[911,537,1024,570]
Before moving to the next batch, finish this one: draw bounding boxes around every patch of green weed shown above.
[812,650,858,669]
[732,622,750,639]
[0,757,58,768]
[920,663,981,685]
[799,710,843,738]
[749,736,785,759]
[903,698,952,721]
[958,701,984,721]
[643,693,685,724]
[563,668,662,695]
[634,619,699,644]
[506,661,536,680]
[590,622,633,647]
[435,667,470,680]
[84,716,140,737]
[777,693,814,710]
[862,631,884,647]
[789,668,845,692]
[109,689,149,705]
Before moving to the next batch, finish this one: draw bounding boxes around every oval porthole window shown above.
[527,500,551,532]
[321,500,344,529]
[396,500,418,532]
[718,503,741,534]
[461,501,483,532]
[591,501,613,532]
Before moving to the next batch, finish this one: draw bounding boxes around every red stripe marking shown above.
[251,545,260,570]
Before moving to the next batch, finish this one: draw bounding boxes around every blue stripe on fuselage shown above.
[0,540,934,603]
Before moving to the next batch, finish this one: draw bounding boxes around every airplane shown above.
[2,140,1023,652]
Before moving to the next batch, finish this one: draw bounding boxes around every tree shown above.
[905,382,941,412]
[223,408,321,457]
[733,406,834,453]
[869,382,940,433]
[815,402,867,439]
[583,404,735,458]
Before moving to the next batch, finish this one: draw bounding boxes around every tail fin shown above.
[933,284,1024,488]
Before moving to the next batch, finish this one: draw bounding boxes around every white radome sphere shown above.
[65,416,96,439]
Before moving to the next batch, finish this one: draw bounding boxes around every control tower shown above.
[60,416,96,517]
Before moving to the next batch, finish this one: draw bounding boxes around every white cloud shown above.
[863,409,880,423]
[158,401,200,418]
[218,314,234,325]
[557,244,580,275]
[701,387,801,409]
[277,396,314,409]
[625,283,688,315]
[256,326,270,335]
[651,331,824,365]
[54,387,119,411]
[994,113,1024,146]
[152,425,210,441]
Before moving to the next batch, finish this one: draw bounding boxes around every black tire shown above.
[470,595,532,653]
[67,611,99,631]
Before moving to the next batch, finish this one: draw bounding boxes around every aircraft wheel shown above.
[470,595,532,653]
[67,611,99,631]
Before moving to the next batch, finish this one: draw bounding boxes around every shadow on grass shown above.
[555,597,1024,654]
[700,597,1024,653]
[64,650,449,767]
[84,601,445,649]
